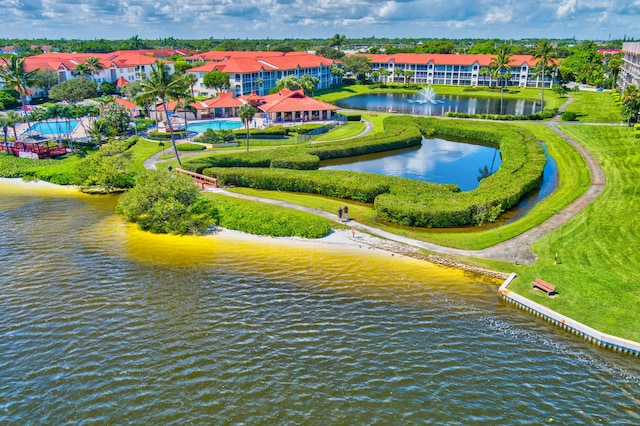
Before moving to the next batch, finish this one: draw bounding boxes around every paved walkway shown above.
[149,109,607,265]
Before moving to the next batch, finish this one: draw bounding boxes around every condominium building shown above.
[363,53,555,88]
[185,51,342,97]
[619,42,640,90]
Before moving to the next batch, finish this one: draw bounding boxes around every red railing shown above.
[0,142,67,159]
[175,168,218,189]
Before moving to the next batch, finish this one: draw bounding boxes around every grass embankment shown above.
[510,125,640,341]
[562,91,623,123]
[313,121,366,141]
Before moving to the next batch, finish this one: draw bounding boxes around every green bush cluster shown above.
[561,111,578,121]
[176,143,206,152]
[611,90,622,107]
[146,130,186,140]
[338,113,362,122]
[209,195,331,238]
[446,108,558,121]
[269,153,320,170]
[208,168,392,203]
[0,151,78,185]
[194,129,235,144]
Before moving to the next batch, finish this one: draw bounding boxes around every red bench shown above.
[532,277,556,296]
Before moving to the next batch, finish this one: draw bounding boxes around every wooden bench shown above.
[532,277,556,296]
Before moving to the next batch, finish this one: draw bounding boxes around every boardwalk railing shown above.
[175,168,218,189]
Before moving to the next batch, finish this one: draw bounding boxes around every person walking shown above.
[338,207,343,221]
[343,205,349,221]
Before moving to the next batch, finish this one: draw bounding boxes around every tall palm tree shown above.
[85,57,104,82]
[74,63,91,79]
[490,48,513,114]
[139,59,188,165]
[0,56,39,131]
[0,114,10,151]
[237,103,255,153]
[621,85,640,126]
[330,34,347,50]
[532,40,555,111]
[4,110,23,141]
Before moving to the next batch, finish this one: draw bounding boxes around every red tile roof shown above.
[156,99,210,111]
[113,97,137,110]
[240,89,339,113]
[203,92,243,108]
[363,53,551,67]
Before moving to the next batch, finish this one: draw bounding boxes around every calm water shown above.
[321,137,502,191]
[1,181,638,424]
[186,120,243,133]
[337,93,541,116]
[23,120,81,136]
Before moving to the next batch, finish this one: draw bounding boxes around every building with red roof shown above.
[21,50,180,92]
[362,53,556,88]
[240,89,340,123]
[186,51,342,97]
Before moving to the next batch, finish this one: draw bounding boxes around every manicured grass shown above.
[562,91,622,123]
[314,121,366,141]
[509,125,640,341]
[130,138,166,171]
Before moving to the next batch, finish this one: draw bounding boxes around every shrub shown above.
[116,169,213,234]
[176,143,206,152]
[146,130,186,140]
[338,113,362,122]
[561,111,578,121]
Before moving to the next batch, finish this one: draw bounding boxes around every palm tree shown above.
[84,57,104,82]
[532,40,555,111]
[621,85,640,126]
[139,59,188,165]
[490,48,513,114]
[0,114,10,151]
[330,34,347,50]
[379,68,390,83]
[4,110,23,141]
[0,56,39,131]
[74,63,91,79]
[183,73,198,97]
[403,69,414,85]
[237,103,255,152]
[173,96,197,135]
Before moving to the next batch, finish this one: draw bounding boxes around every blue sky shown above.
[2,0,639,41]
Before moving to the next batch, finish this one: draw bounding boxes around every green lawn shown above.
[313,121,366,141]
[509,125,640,341]
[562,91,623,123]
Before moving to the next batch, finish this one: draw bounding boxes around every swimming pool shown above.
[23,120,81,136]
[185,120,242,133]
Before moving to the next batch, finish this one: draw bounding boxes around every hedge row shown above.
[176,143,206,152]
[146,130,187,140]
[446,108,558,121]
[197,115,546,228]
[185,117,422,173]
[373,117,545,227]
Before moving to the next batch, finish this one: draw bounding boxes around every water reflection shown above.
[336,93,540,116]
[321,137,502,191]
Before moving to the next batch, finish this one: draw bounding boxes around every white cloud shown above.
[556,0,577,19]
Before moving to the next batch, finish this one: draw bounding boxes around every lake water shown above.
[321,137,502,191]
[336,93,541,116]
[1,182,638,424]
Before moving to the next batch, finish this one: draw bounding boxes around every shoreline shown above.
[1,177,506,279]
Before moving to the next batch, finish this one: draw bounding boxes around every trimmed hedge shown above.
[446,108,558,121]
[176,143,206,152]
[146,130,187,140]
[196,115,546,228]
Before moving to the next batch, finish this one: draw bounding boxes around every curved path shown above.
[148,110,606,265]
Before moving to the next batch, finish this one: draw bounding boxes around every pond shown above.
[321,137,502,191]
[336,89,541,116]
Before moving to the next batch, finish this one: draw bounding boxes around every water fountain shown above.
[409,85,441,104]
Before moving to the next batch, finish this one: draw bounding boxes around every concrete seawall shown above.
[499,273,640,357]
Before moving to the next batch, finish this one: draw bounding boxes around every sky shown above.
[2,0,639,41]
